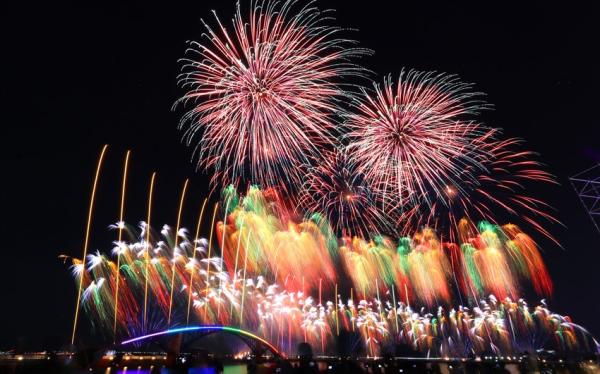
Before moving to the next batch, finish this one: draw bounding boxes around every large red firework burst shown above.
[346,70,557,241]
[346,70,498,213]
[176,0,367,189]
[298,150,395,238]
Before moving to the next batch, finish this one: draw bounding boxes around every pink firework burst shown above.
[176,0,367,189]
[298,150,394,238]
[346,70,494,210]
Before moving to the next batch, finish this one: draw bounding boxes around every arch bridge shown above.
[120,325,284,359]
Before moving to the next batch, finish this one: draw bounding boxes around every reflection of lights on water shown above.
[234,351,251,360]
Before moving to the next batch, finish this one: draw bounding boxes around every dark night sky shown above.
[1,1,599,350]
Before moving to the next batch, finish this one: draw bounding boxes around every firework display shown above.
[398,137,560,243]
[298,149,393,238]
[67,187,596,357]
[344,72,557,240]
[176,0,367,190]
[63,0,598,361]
[345,71,492,209]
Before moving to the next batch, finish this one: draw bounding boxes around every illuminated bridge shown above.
[120,325,284,358]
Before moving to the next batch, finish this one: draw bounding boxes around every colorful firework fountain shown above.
[67,179,597,357]
[66,0,598,359]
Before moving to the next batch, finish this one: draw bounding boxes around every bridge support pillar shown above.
[165,333,182,367]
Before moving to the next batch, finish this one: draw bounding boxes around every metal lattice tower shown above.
[570,164,600,235]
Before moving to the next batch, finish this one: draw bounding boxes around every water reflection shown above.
[114,365,246,374]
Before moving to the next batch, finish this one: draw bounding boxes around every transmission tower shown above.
[570,164,600,235]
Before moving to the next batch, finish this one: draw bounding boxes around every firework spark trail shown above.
[143,173,156,332]
[402,138,560,243]
[168,179,189,327]
[113,150,130,341]
[205,203,219,320]
[70,144,108,346]
[299,149,393,238]
[214,187,554,306]
[175,0,369,190]
[219,186,337,292]
[346,70,492,211]
[187,198,208,325]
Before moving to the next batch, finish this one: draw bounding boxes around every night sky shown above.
[1,1,599,350]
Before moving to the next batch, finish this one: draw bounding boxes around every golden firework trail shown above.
[186,198,208,326]
[143,172,156,332]
[71,144,108,346]
[204,203,219,320]
[112,150,130,341]
[168,179,189,327]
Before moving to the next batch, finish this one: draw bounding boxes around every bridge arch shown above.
[120,326,284,358]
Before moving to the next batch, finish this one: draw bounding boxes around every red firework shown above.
[346,70,494,210]
[298,150,394,238]
[345,70,558,241]
[176,0,367,189]
[404,138,560,244]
